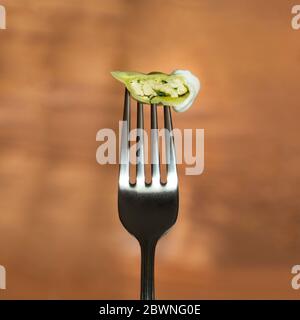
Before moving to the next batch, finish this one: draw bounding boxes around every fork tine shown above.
[164,106,178,184]
[136,102,145,184]
[151,104,160,183]
[119,88,130,186]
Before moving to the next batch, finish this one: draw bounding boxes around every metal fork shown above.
[118,89,179,300]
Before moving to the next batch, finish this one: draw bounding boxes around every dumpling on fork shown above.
[111,70,200,112]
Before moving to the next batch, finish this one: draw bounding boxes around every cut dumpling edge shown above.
[171,70,200,112]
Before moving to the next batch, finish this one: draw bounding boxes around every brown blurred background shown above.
[0,0,300,299]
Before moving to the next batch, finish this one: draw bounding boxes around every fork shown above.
[118,89,179,300]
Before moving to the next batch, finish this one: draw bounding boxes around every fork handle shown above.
[140,239,157,300]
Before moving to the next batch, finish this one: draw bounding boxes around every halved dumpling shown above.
[111,70,200,112]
